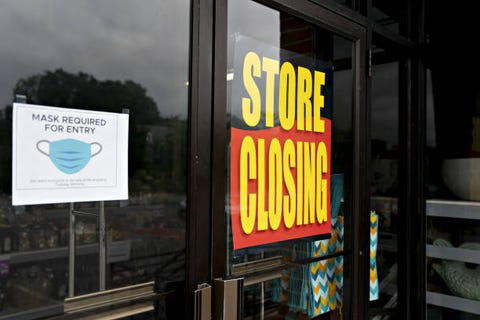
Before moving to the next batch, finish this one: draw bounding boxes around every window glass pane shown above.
[372,1,407,35]
[426,6,480,315]
[0,1,189,318]
[369,52,399,318]
[226,1,354,318]
[426,64,480,317]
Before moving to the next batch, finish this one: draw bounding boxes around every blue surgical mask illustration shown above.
[37,139,102,174]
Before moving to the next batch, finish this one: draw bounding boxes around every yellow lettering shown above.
[304,142,316,224]
[296,141,303,226]
[268,138,282,231]
[238,55,331,234]
[279,62,296,130]
[297,66,313,131]
[242,52,261,127]
[240,136,256,234]
[283,139,296,229]
[314,71,326,133]
[262,57,279,128]
[257,138,267,231]
[316,142,328,223]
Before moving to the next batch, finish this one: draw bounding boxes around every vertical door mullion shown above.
[188,0,215,318]
[348,35,370,320]
[212,0,228,281]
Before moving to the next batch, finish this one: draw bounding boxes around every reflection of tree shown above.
[0,69,187,197]
[14,69,160,124]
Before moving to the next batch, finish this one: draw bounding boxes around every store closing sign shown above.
[230,36,333,250]
[12,103,129,205]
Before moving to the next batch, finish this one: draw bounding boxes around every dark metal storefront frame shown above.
[187,1,215,319]
[187,0,426,319]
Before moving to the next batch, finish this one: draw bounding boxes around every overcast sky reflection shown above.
[0,0,430,149]
[0,0,189,118]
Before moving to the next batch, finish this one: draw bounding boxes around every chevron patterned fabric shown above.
[370,210,379,301]
[310,239,330,315]
[335,216,344,306]
[272,174,345,318]
[308,214,344,317]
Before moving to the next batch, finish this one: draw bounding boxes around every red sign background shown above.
[230,120,331,249]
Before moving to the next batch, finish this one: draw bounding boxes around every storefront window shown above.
[369,52,399,318]
[0,1,189,318]
[226,1,355,318]
[425,67,480,318]
[425,5,480,316]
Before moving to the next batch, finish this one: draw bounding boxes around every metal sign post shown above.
[99,201,106,291]
[68,203,75,298]
[67,108,128,296]
[68,202,106,297]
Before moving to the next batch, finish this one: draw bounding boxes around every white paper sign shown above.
[12,103,129,205]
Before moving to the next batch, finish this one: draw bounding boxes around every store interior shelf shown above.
[426,199,480,219]
[426,199,480,316]
[0,240,131,265]
[426,244,480,264]
[427,291,480,315]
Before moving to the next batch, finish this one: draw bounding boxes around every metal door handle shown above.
[194,283,212,320]
[214,278,243,320]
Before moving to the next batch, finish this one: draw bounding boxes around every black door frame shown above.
[187,0,370,319]
[187,0,215,318]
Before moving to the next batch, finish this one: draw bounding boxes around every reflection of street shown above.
[99,202,186,288]
[0,196,186,319]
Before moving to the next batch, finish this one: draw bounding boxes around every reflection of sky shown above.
[228,1,279,49]
[227,0,279,73]
[0,0,189,118]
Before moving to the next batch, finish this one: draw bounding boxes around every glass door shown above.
[0,1,190,319]
[212,0,368,319]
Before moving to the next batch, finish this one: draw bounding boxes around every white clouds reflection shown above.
[228,0,279,47]
[0,0,189,117]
